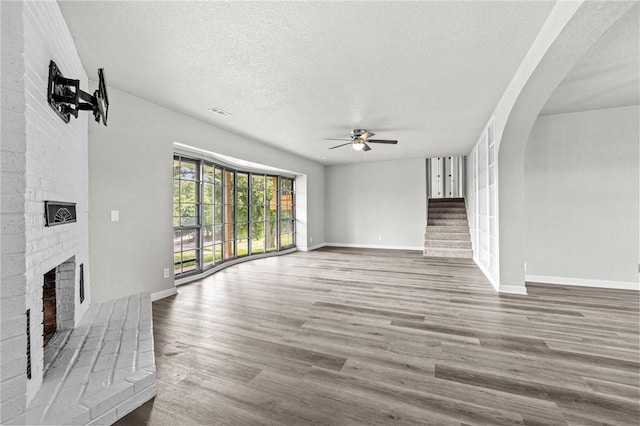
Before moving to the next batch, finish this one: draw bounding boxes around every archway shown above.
[494,1,635,292]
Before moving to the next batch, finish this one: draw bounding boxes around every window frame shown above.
[173,155,296,277]
[173,157,202,277]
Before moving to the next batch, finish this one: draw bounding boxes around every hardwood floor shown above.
[116,247,639,425]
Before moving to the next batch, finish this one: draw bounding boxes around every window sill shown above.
[174,247,297,286]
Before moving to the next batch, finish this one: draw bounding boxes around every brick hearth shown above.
[25,294,156,425]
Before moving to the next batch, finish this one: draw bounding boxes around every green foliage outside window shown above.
[174,155,295,276]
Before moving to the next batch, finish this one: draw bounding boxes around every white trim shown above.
[525,274,639,291]
[151,287,178,301]
[473,257,499,291]
[175,248,298,286]
[300,242,326,252]
[475,258,528,295]
[173,142,298,178]
[499,285,528,295]
[325,243,423,251]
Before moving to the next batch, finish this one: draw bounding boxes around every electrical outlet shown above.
[163,268,170,278]
[110,210,119,222]
[310,236,313,243]
[378,235,383,241]
[524,262,527,272]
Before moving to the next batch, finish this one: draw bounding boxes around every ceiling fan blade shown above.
[324,138,352,141]
[366,139,398,144]
[360,130,375,139]
[329,142,352,149]
[363,143,372,152]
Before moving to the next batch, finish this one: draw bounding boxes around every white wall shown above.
[88,86,325,303]
[525,106,639,287]
[325,159,425,249]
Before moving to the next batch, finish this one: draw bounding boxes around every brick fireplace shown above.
[1,3,156,424]
[1,0,91,422]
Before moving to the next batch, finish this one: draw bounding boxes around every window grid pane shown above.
[174,156,295,274]
[173,155,202,276]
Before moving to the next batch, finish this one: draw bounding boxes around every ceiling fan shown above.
[324,129,398,152]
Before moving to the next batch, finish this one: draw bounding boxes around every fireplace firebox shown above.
[42,269,57,346]
[41,257,76,351]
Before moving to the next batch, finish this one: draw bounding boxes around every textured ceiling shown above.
[541,4,639,116]
[59,1,556,164]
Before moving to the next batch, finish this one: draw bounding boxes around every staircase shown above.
[424,197,473,258]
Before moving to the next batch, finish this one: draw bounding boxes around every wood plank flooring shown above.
[116,247,639,425]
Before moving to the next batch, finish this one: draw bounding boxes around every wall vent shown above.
[44,201,77,227]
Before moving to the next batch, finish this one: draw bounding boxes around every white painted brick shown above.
[0,394,26,425]
[3,413,25,426]
[115,384,156,418]
[92,354,116,374]
[0,374,26,402]
[87,407,117,426]
[1,319,26,345]
[2,0,90,408]
[37,403,90,426]
[85,381,134,420]
[1,152,26,174]
[1,212,26,232]
[0,193,26,214]
[1,357,25,382]
[2,276,25,300]
[1,71,26,101]
[83,370,111,398]
[142,365,156,375]
[1,232,26,253]
[1,295,26,318]
[1,82,26,112]
[0,114,27,151]
[73,349,98,369]
[88,324,107,338]
[0,335,27,362]
[125,370,155,394]
[113,366,135,383]
[65,405,91,426]
[137,351,155,369]
[0,266,26,284]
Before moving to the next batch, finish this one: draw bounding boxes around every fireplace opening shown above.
[41,256,76,354]
[43,269,57,346]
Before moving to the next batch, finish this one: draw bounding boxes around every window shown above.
[279,177,295,248]
[173,155,296,277]
[264,176,278,252]
[173,157,201,275]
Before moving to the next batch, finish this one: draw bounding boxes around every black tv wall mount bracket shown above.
[47,60,108,126]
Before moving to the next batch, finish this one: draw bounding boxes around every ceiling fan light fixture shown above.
[352,141,365,151]
[325,129,397,153]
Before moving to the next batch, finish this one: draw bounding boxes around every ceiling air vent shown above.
[208,107,232,117]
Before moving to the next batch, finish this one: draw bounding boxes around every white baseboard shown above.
[151,287,178,301]
[472,257,500,291]
[472,257,528,295]
[325,243,423,251]
[302,243,326,252]
[499,285,528,295]
[525,274,639,291]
